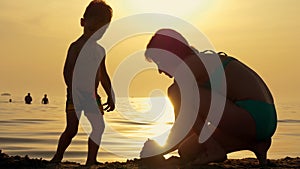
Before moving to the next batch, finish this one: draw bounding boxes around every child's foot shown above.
[50,155,62,164]
[85,160,102,166]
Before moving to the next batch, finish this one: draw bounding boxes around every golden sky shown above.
[0,0,299,102]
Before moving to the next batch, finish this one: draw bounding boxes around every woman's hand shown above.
[140,139,163,158]
[140,139,165,168]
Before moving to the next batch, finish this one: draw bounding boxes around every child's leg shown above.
[84,112,105,165]
[51,109,80,162]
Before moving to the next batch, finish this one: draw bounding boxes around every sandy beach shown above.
[1,150,299,169]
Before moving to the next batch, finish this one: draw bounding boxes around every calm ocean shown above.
[0,95,299,164]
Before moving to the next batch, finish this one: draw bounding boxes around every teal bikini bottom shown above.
[235,100,277,141]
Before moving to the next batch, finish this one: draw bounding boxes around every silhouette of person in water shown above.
[9,99,12,103]
[24,93,32,104]
[41,94,49,104]
[51,0,115,165]
[140,29,277,167]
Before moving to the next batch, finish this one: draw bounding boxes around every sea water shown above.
[0,95,299,164]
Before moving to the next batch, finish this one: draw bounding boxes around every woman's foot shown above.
[251,138,271,166]
[191,138,227,165]
[191,151,227,165]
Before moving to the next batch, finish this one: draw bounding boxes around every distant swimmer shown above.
[9,99,12,103]
[24,93,32,104]
[41,94,49,104]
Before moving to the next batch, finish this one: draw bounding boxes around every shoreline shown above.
[1,150,300,169]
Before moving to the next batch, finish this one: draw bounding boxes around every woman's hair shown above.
[146,29,195,61]
[83,0,113,25]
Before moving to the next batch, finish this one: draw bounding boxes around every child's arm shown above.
[63,43,76,89]
[99,56,115,112]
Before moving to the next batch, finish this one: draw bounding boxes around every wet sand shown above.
[1,150,299,169]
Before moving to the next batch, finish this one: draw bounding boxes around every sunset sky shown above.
[0,0,299,103]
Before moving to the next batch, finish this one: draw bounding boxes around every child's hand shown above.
[103,96,115,112]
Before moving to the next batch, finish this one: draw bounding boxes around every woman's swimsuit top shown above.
[203,56,236,88]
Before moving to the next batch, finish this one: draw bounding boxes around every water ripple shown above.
[278,119,300,123]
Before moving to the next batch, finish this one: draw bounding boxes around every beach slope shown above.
[1,150,299,169]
